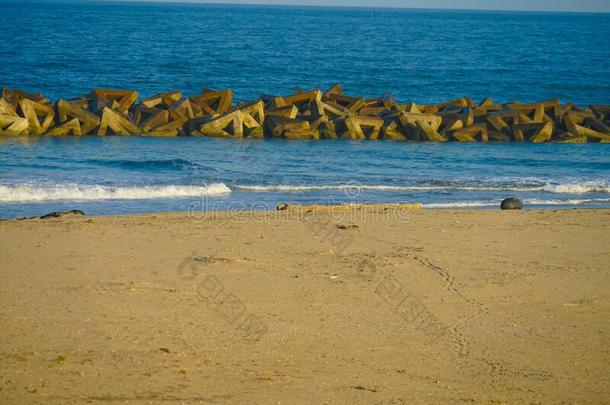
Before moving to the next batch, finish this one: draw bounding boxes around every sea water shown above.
[0,137,608,217]
[0,1,609,217]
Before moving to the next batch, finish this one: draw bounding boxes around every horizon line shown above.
[14,0,610,14]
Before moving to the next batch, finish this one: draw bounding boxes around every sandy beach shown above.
[0,207,609,403]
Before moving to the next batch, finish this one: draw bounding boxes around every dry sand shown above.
[0,207,609,403]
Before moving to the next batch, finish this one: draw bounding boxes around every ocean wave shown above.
[86,158,205,171]
[236,184,526,192]
[423,197,610,208]
[524,197,610,205]
[0,183,231,202]
[541,182,610,194]
[236,181,610,194]
[422,201,498,208]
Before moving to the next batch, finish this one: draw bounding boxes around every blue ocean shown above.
[1,1,609,217]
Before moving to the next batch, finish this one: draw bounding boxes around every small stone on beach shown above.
[500,198,523,210]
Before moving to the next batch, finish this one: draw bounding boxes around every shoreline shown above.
[4,204,610,221]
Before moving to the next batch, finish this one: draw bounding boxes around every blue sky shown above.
[121,0,610,12]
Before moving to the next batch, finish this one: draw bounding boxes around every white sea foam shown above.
[0,183,231,202]
[524,198,610,205]
[422,201,498,208]
[423,198,610,208]
[237,184,528,192]
[542,182,610,194]
[237,181,609,194]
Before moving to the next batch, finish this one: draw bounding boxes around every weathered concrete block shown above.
[2,88,49,108]
[551,132,588,143]
[381,119,407,140]
[283,89,322,106]
[66,96,91,111]
[190,89,233,115]
[358,106,388,117]
[169,98,197,124]
[320,101,353,120]
[239,100,265,126]
[318,121,338,139]
[399,102,422,113]
[140,91,182,109]
[142,109,170,132]
[56,99,101,135]
[488,130,512,142]
[283,128,320,139]
[421,105,439,114]
[92,89,138,113]
[243,125,264,138]
[563,111,596,133]
[417,121,447,142]
[518,106,544,124]
[0,114,29,136]
[436,98,473,110]
[261,95,286,110]
[266,105,298,119]
[196,110,243,138]
[534,99,562,124]
[530,122,554,143]
[451,123,488,142]
[486,110,517,133]
[506,103,545,124]
[306,99,325,119]
[440,108,474,128]
[19,99,55,135]
[135,107,168,128]
[590,105,610,121]
[377,93,399,110]
[326,93,365,113]
[98,107,140,136]
[240,102,265,138]
[323,84,343,98]
[398,112,442,131]
[307,114,329,132]
[473,98,503,117]
[47,118,82,136]
[334,116,384,140]
[398,112,444,140]
[0,99,18,116]
[441,117,464,133]
[141,120,182,137]
[266,115,310,138]
[584,118,610,135]
[511,122,554,143]
[571,124,610,142]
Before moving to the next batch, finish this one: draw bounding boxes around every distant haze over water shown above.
[82,0,610,13]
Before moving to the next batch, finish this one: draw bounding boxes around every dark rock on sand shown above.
[40,210,86,219]
[500,198,523,210]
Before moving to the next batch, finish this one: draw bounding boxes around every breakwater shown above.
[1,86,608,142]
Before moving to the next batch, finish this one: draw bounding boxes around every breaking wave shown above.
[236,181,609,194]
[541,182,610,194]
[423,197,610,208]
[0,183,231,202]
